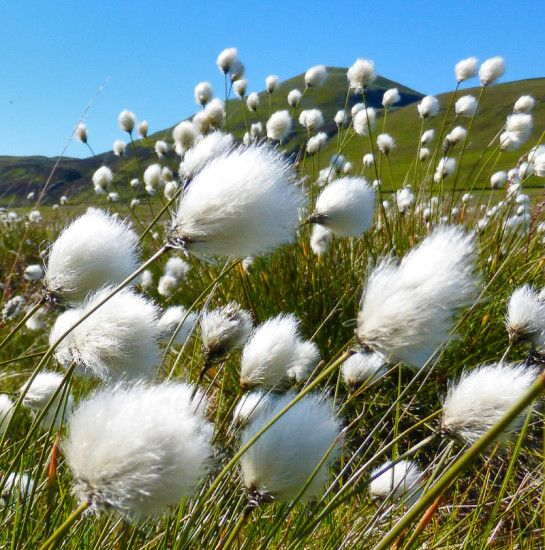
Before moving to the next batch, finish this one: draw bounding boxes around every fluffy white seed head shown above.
[287,340,320,382]
[455,95,478,117]
[113,140,126,156]
[513,95,536,114]
[2,296,25,321]
[362,153,374,168]
[506,285,545,345]
[306,132,328,154]
[298,109,323,131]
[535,153,545,177]
[229,60,245,82]
[171,144,305,258]
[232,391,274,427]
[506,113,533,141]
[305,65,327,87]
[341,352,384,387]
[233,78,247,97]
[442,363,537,444]
[376,133,395,155]
[357,226,479,369]
[165,257,189,281]
[418,96,440,119]
[266,110,292,142]
[157,274,179,297]
[334,110,346,127]
[2,473,34,504]
[266,75,279,94]
[75,123,88,143]
[419,147,430,161]
[287,89,302,108]
[347,58,376,90]
[65,382,213,520]
[240,392,340,502]
[24,264,44,282]
[92,166,113,190]
[44,209,139,304]
[370,461,423,504]
[353,108,377,136]
[500,131,523,152]
[138,120,148,138]
[158,306,197,346]
[490,171,507,189]
[311,177,375,237]
[445,126,467,146]
[118,110,136,133]
[455,56,478,82]
[179,131,234,180]
[217,47,238,74]
[246,92,260,112]
[382,88,401,107]
[25,306,46,331]
[479,56,505,85]
[421,129,435,145]
[50,287,161,382]
[193,98,225,134]
[143,164,162,190]
[172,121,197,154]
[0,394,13,436]
[154,140,168,158]
[396,186,415,213]
[194,82,213,106]
[434,157,456,182]
[310,224,332,256]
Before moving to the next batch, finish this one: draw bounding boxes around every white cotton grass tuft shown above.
[306,132,328,154]
[25,306,46,331]
[157,274,179,297]
[138,120,148,138]
[421,129,435,145]
[266,110,292,142]
[154,140,168,158]
[506,285,545,346]
[434,157,456,182]
[310,224,332,256]
[50,287,161,382]
[479,56,505,85]
[441,363,537,444]
[370,461,423,505]
[75,123,88,143]
[347,58,376,90]
[266,75,279,94]
[305,65,327,87]
[1,473,35,504]
[92,166,113,191]
[172,121,197,155]
[240,392,340,502]
[194,82,213,106]
[445,126,467,147]
[65,382,213,520]
[490,171,508,189]
[376,134,395,155]
[2,296,25,322]
[362,153,374,168]
[341,352,385,387]
[356,226,480,369]
[382,88,401,107]
[118,110,136,133]
[193,98,225,134]
[455,95,478,117]
[0,394,14,436]
[455,57,478,82]
[246,92,260,112]
[179,131,234,180]
[158,306,198,346]
[287,340,320,383]
[396,186,415,213]
[24,264,44,282]
[171,144,305,258]
[113,140,126,156]
[232,391,274,427]
[309,177,375,237]
[233,78,247,97]
[419,147,430,162]
[20,371,74,428]
[513,95,536,114]
[353,108,376,136]
[217,47,238,74]
[418,96,440,119]
[334,110,347,127]
[44,209,139,304]
[287,89,302,108]
[298,109,324,131]
[200,303,253,364]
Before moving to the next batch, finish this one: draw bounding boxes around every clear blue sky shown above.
[1,0,543,157]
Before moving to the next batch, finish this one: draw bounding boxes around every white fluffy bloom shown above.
[171,144,305,258]
[353,108,377,136]
[108,192,119,203]
[376,133,395,154]
[240,392,340,502]
[233,78,247,97]
[362,153,374,168]
[506,113,533,142]
[266,110,292,142]
[200,303,253,363]
[138,120,148,138]
[342,352,384,386]
[130,178,140,188]
[113,140,126,156]
[490,171,507,189]
[421,129,435,145]
[246,92,260,112]
[158,306,197,346]
[455,57,478,82]
[396,186,415,213]
[143,164,162,189]
[298,109,323,131]
[50,287,161,382]
[434,157,456,182]
[370,461,422,504]
[334,110,346,127]
[0,394,13,436]
[455,95,478,117]
[351,103,364,116]
[118,110,136,133]
[266,75,279,94]
[357,226,479,369]
[506,285,545,345]
[2,296,25,321]
[28,210,42,223]
[232,391,274,427]
[60,195,68,205]
[305,65,327,87]
[25,307,46,331]
[217,47,238,74]
[250,122,263,139]
[382,88,401,107]
[193,98,225,134]
[179,131,233,180]
[75,122,88,143]
[306,132,328,154]
[287,89,302,108]
[535,153,545,177]
[442,363,537,444]
[479,56,505,85]
[419,147,430,161]
[24,264,44,282]
[165,256,189,281]
[418,96,440,118]
[445,126,467,146]
[27,191,35,200]
[44,209,139,304]
[140,269,153,291]
[157,274,179,297]
[287,340,320,383]
[92,166,113,190]
[310,177,375,237]
[154,140,168,158]
[21,371,74,428]
[194,82,213,106]
[513,95,536,114]
[172,121,197,155]
[500,131,523,152]
[343,162,352,174]
[2,473,34,504]
[65,382,213,520]
[310,224,332,256]
[347,58,376,90]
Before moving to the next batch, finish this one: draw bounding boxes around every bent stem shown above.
[39,500,90,550]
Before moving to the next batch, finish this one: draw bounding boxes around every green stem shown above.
[39,500,90,550]
[0,296,45,351]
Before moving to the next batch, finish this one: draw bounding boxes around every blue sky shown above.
[1,0,544,157]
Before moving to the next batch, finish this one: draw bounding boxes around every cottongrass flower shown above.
[140,269,153,291]
[21,371,74,428]
[172,121,197,155]
[266,110,292,142]
[309,177,375,237]
[232,391,274,427]
[1,473,34,505]
[535,152,545,177]
[376,133,395,155]
[418,96,440,118]
[455,56,478,82]
[442,363,537,444]
[455,95,478,117]
[200,303,253,364]
[506,113,533,141]
[113,140,126,156]
[434,157,456,182]
[2,296,25,321]
[118,110,136,133]
[233,78,247,97]
[266,75,279,94]
[310,224,332,256]
[287,89,302,108]
[246,92,259,112]
[479,56,505,85]
[75,123,88,143]
[305,65,327,87]
[229,60,245,82]
[29,210,42,223]
[193,98,225,134]
[370,461,423,505]
[194,81,213,106]
[396,186,415,213]
[306,132,328,154]
[60,195,68,205]
[50,287,161,382]
[25,307,46,331]
[179,131,234,180]
[513,95,536,114]
[362,153,374,168]
[421,129,435,145]
[130,178,140,188]
[45,209,139,304]
[170,144,305,258]
[287,340,320,383]
[217,47,238,74]
[341,352,384,387]
[240,392,340,502]
[298,109,323,131]
[419,147,430,161]
[158,306,197,346]
[154,140,168,158]
[347,58,376,90]
[357,226,479,369]
[353,108,376,136]
[445,126,467,147]
[382,88,401,107]
[250,122,263,139]
[91,166,113,191]
[24,264,44,281]
[65,382,213,520]
[0,394,13,436]
[506,285,545,345]
[351,102,364,116]
[164,181,178,201]
[334,110,346,127]
[165,256,189,281]
[158,275,179,297]
[138,120,148,138]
